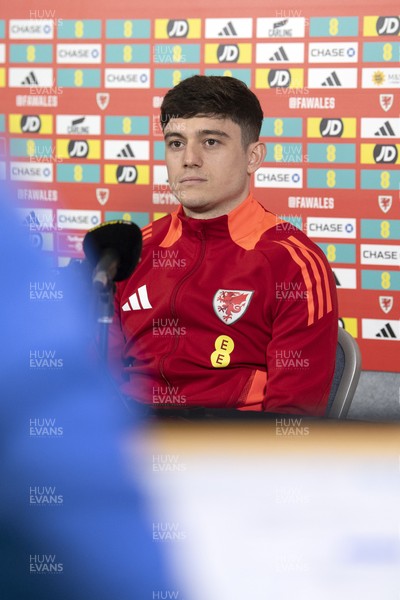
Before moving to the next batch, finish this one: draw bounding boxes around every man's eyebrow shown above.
[164,129,231,140]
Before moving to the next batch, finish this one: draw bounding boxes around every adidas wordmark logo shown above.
[122,285,152,311]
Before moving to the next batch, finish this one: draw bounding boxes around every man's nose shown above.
[183,142,203,168]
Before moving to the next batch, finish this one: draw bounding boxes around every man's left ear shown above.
[247,142,266,174]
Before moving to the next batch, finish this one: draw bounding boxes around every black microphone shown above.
[83,220,142,291]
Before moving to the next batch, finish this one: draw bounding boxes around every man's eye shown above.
[205,139,219,146]
[168,140,183,148]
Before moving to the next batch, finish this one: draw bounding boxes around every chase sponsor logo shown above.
[205,18,252,39]
[256,43,304,63]
[57,209,101,231]
[308,42,358,63]
[9,68,54,88]
[361,244,400,266]
[256,17,305,38]
[307,217,356,239]
[56,44,101,64]
[9,19,54,40]
[255,168,303,188]
[56,115,101,136]
[10,161,53,182]
[104,68,150,88]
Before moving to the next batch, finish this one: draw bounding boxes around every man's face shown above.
[164,116,265,219]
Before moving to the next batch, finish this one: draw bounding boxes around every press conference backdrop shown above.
[0,0,399,371]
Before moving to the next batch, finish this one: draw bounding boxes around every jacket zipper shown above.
[159,227,207,388]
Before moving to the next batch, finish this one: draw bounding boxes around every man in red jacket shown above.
[109,75,338,416]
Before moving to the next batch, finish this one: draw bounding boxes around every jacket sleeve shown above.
[262,237,338,416]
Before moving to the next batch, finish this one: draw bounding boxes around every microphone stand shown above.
[97,282,115,364]
[92,250,119,363]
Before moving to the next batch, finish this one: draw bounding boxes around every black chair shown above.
[326,327,362,419]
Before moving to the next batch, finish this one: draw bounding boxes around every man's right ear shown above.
[247,141,266,174]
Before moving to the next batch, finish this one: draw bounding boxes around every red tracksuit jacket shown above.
[109,194,338,415]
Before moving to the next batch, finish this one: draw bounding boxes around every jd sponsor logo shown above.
[373,144,398,164]
[21,115,41,132]
[320,118,343,137]
[117,165,137,183]
[167,20,189,38]
[68,140,89,158]
[268,69,291,87]
[376,17,400,36]
[217,44,239,62]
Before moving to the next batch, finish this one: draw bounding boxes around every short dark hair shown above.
[160,75,263,147]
